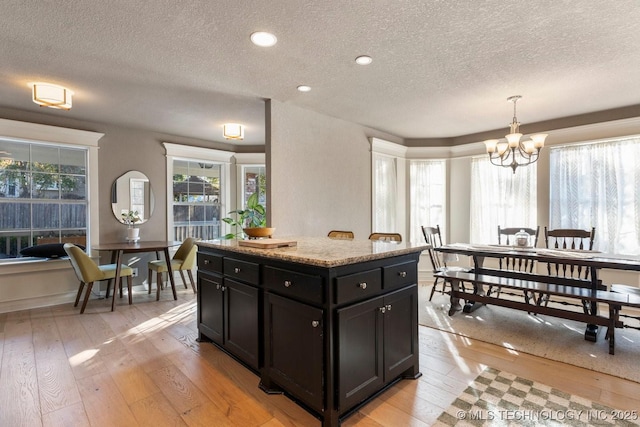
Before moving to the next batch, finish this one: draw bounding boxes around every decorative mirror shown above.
[111,170,155,224]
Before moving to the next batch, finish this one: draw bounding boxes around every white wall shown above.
[267,100,402,239]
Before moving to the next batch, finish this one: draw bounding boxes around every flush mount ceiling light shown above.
[223,123,244,140]
[297,85,311,92]
[250,31,277,47]
[30,82,73,110]
[483,95,548,173]
[355,55,372,65]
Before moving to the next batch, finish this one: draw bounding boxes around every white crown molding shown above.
[0,118,103,146]
[370,137,408,157]
[163,142,235,162]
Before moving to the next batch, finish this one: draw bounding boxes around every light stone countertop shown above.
[197,236,429,268]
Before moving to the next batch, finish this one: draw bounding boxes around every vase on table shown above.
[127,226,140,242]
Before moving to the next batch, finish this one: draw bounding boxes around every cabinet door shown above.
[198,272,224,345]
[224,278,260,371]
[336,295,384,411]
[383,285,418,381]
[264,293,324,413]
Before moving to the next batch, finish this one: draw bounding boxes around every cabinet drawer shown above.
[264,266,323,304]
[198,252,223,273]
[334,268,382,305]
[224,258,260,285]
[383,261,416,290]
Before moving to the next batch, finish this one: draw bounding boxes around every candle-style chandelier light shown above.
[482,95,548,173]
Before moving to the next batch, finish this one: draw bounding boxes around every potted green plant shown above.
[222,192,274,239]
[121,210,141,241]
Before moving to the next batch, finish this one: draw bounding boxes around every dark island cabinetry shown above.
[337,284,418,411]
[197,253,260,371]
[197,238,425,427]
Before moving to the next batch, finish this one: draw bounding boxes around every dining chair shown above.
[421,225,469,301]
[544,227,595,279]
[63,243,134,314]
[148,237,198,299]
[497,226,540,271]
[327,230,355,239]
[540,227,597,310]
[489,226,540,300]
[368,232,402,242]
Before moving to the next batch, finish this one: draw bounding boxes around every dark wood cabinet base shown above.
[197,240,424,426]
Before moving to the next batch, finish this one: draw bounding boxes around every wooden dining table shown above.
[435,243,640,340]
[92,240,181,311]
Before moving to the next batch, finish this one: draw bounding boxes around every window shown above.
[372,153,398,233]
[164,143,234,242]
[171,160,223,241]
[409,160,446,243]
[470,156,537,244]
[241,165,266,208]
[550,137,640,254]
[0,138,88,258]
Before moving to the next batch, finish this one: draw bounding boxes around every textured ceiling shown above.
[2,1,640,145]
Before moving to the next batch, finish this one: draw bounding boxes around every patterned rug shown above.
[434,368,640,426]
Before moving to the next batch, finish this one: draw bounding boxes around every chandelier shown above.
[483,95,547,173]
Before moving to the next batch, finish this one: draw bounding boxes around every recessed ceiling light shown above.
[297,85,311,92]
[250,31,277,47]
[355,55,372,65]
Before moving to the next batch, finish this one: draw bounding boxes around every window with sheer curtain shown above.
[372,154,397,233]
[470,156,537,244]
[550,137,640,254]
[409,160,446,244]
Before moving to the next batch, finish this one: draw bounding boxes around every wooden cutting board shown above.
[238,239,297,249]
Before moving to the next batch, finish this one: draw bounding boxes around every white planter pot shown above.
[127,227,140,241]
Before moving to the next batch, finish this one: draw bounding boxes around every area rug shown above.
[433,367,640,426]
[420,286,640,384]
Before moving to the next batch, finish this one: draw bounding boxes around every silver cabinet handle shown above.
[234,267,241,273]
[386,304,392,311]
[284,280,292,287]
[398,271,407,278]
[311,320,320,328]
[379,306,386,313]
[204,259,210,265]
[221,286,226,292]
[359,282,367,290]
[216,284,221,290]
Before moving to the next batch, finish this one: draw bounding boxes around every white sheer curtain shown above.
[550,137,640,254]
[470,156,537,244]
[409,160,446,243]
[372,154,397,233]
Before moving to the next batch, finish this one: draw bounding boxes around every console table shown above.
[196,237,427,427]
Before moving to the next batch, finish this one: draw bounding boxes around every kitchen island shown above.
[196,237,427,427]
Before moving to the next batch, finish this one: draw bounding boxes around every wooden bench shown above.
[434,269,640,355]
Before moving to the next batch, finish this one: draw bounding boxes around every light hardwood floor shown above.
[1,283,640,427]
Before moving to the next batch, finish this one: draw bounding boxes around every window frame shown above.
[0,119,102,268]
[163,143,234,240]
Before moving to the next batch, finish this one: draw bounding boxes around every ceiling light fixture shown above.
[297,85,311,92]
[223,123,244,140]
[483,95,548,173]
[30,82,73,110]
[250,31,277,47]
[355,55,372,65]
